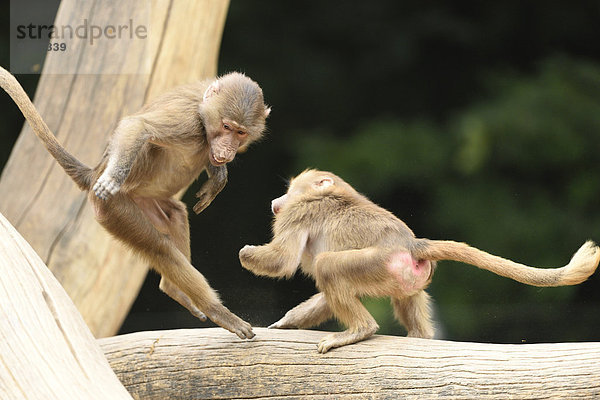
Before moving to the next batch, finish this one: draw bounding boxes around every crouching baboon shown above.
[240,169,600,352]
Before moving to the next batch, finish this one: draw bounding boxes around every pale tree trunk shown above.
[0,0,230,337]
[0,212,132,399]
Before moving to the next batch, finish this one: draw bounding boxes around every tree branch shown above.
[100,327,600,399]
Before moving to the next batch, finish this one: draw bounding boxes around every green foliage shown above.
[362,298,404,336]
[456,58,600,177]
[291,119,448,197]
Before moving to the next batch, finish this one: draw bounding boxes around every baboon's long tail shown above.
[0,66,93,190]
[412,239,600,287]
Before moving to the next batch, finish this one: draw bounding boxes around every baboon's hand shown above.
[193,188,217,214]
[239,245,257,258]
[93,171,122,200]
[193,167,227,214]
[238,245,258,269]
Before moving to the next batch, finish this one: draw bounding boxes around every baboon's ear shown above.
[314,177,334,189]
[202,79,221,102]
[264,106,272,118]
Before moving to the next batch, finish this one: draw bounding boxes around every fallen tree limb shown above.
[0,212,131,399]
[100,327,600,399]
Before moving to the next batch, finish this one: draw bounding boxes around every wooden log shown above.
[0,0,230,337]
[0,211,132,399]
[100,327,600,399]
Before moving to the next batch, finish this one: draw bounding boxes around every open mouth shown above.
[210,152,226,166]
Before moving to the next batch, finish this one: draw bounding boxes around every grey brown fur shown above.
[0,67,270,339]
[239,169,600,352]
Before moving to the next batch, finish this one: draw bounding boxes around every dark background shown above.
[2,1,600,343]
